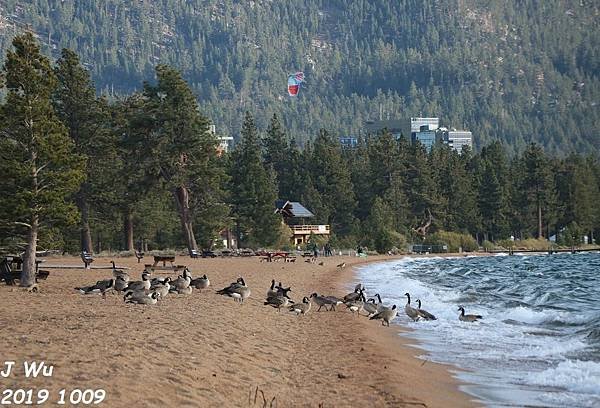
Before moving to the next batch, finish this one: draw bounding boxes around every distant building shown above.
[444,130,473,154]
[410,117,439,135]
[410,117,439,147]
[209,125,234,155]
[364,120,404,139]
[364,117,471,154]
[414,130,439,151]
[339,136,358,149]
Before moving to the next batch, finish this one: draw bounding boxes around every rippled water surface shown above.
[357,253,600,407]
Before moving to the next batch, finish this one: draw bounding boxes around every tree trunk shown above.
[96,231,102,254]
[173,185,198,255]
[537,202,543,238]
[124,209,134,251]
[21,216,38,287]
[79,197,93,253]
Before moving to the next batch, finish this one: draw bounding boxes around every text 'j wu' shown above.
[0,361,54,378]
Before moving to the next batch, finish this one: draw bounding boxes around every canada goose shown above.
[318,261,324,266]
[266,279,278,298]
[151,277,171,298]
[416,299,437,320]
[362,298,379,317]
[110,260,129,281]
[289,297,312,315]
[264,295,293,311]
[345,293,366,316]
[171,268,192,290]
[278,286,293,300]
[336,262,346,269]
[218,277,245,291]
[310,293,336,311]
[216,277,251,303]
[324,295,344,310]
[151,276,170,285]
[190,274,210,290]
[113,275,129,292]
[369,305,398,326]
[124,272,151,292]
[75,278,114,297]
[373,293,389,312]
[343,287,363,302]
[126,291,160,305]
[123,289,152,302]
[458,306,483,322]
[173,285,193,295]
[404,293,421,321]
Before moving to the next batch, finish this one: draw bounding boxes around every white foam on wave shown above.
[507,305,590,326]
[527,360,600,395]
[357,256,598,408]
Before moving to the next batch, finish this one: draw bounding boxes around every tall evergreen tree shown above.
[404,142,439,237]
[309,129,357,237]
[0,33,84,285]
[230,112,280,247]
[517,143,557,238]
[52,48,113,253]
[263,114,288,197]
[141,65,227,254]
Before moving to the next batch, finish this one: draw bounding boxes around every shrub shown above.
[482,240,495,251]
[425,230,478,252]
[515,238,551,250]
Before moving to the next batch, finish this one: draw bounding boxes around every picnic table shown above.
[259,251,296,263]
[145,264,187,273]
[0,256,49,285]
[153,255,176,267]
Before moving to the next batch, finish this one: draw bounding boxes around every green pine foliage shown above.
[0,1,597,154]
[1,33,599,256]
[0,33,85,284]
[229,112,281,247]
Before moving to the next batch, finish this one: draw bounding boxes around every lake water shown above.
[357,253,600,407]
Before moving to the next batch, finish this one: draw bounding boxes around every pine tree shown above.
[309,129,356,237]
[230,112,280,247]
[53,48,113,253]
[517,143,557,238]
[0,33,84,286]
[404,142,438,237]
[263,114,288,196]
[141,65,227,254]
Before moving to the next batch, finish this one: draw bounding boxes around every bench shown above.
[0,258,49,285]
[81,251,94,269]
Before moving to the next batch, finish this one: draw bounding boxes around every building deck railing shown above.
[291,225,330,235]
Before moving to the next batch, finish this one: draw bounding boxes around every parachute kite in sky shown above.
[287,71,305,96]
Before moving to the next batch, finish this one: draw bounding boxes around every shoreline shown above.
[0,253,476,407]
[339,254,478,408]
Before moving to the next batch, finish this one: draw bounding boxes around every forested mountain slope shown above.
[0,0,597,154]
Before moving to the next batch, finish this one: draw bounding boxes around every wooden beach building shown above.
[275,200,330,246]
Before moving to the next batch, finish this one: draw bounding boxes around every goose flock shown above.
[74,261,483,324]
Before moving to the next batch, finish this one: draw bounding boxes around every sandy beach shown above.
[0,254,476,407]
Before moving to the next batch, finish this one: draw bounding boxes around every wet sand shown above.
[0,254,476,407]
